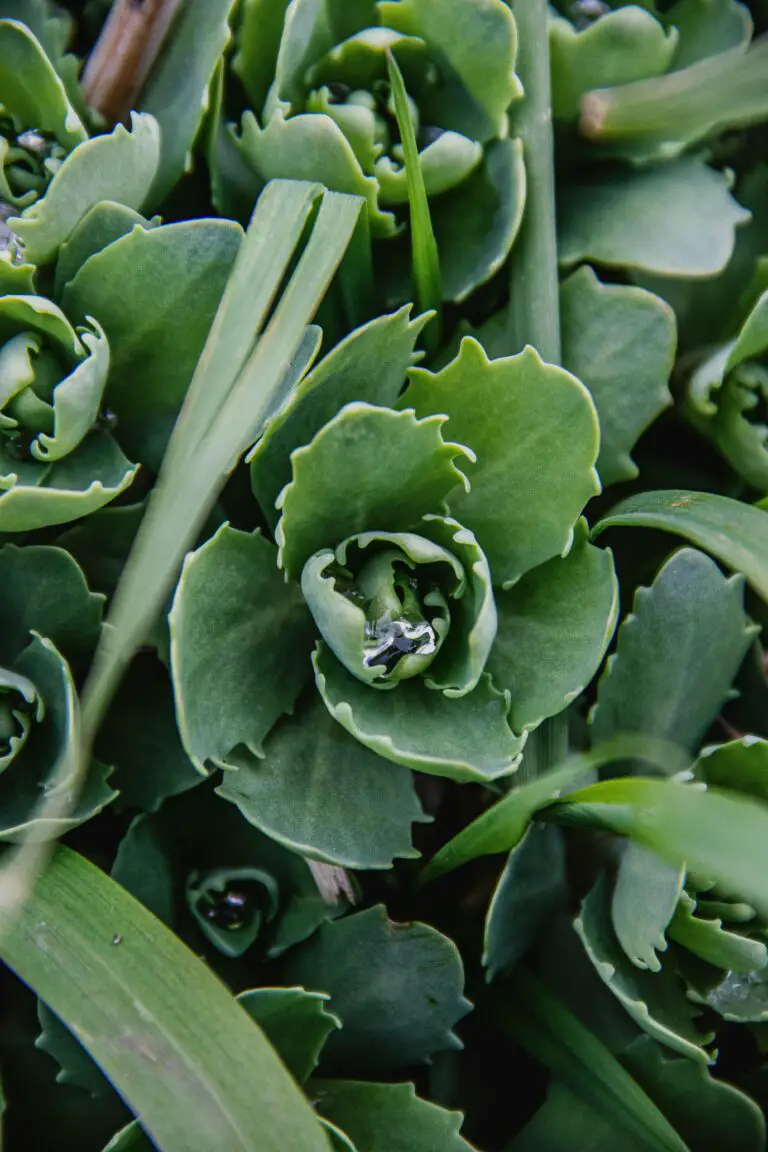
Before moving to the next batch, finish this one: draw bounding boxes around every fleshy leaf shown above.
[314,643,523,782]
[489,520,618,732]
[250,305,429,525]
[696,736,768,801]
[550,8,677,122]
[312,1080,474,1152]
[558,156,750,277]
[380,0,521,141]
[282,905,470,1074]
[237,988,341,1084]
[593,490,768,604]
[0,17,86,150]
[576,876,712,1063]
[275,402,471,581]
[37,1001,110,1098]
[668,889,768,972]
[217,694,428,869]
[591,548,755,752]
[233,0,292,111]
[54,202,159,299]
[611,843,684,973]
[401,337,600,586]
[139,0,237,206]
[11,113,161,265]
[0,542,102,663]
[170,524,316,770]
[0,429,137,532]
[560,266,676,485]
[32,318,109,463]
[62,218,242,469]
[483,824,567,980]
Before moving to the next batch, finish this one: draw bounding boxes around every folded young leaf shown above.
[0,18,86,153]
[611,843,684,973]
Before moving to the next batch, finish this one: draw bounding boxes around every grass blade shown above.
[0,847,331,1152]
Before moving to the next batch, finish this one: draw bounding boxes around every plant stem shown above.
[508,0,560,365]
[82,0,184,124]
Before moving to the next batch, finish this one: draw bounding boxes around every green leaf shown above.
[237,988,341,1083]
[57,502,145,596]
[483,824,567,980]
[217,694,427,869]
[312,1080,474,1152]
[54,202,159,299]
[593,490,768,603]
[235,108,396,238]
[494,968,690,1152]
[11,113,161,265]
[139,0,237,206]
[0,542,102,663]
[401,337,600,586]
[692,964,768,1023]
[0,846,333,1151]
[429,137,526,304]
[668,0,752,69]
[386,51,441,352]
[33,319,110,463]
[696,737,768,801]
[668,889,767,972]
[489,520,618,732]
[576,875,712,1063]
[282,905,470,1074]
[611,844,683,973]
[559,266,676,485]
[314,644,523,782]
[553,776,768,920]
[0,17,86,150]
[249,305,428,525]
[170,524,316,770]
[558,157,750,277]
[550,7,677,121]
[379,0,521,141]
[0,429,138,532]
[37,1000,110,1097]
[233,0,291,111]
[275,402,470,581]
[62,218,242,470]
[592,548,755,752]
[102,1122,152,1152]
[96,653,201,813]
[623,1033,766,1152]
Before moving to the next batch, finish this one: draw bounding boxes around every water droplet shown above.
[203,885,251,932]
[364,618,437,674]
[16,129,48,158]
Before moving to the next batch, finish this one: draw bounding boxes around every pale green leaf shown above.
[62,218,242,469]
[560,266,676,485]
[312,1080,474,1152]
[668,889,767,972]
[32,319,110,463]
[611,843,683,973]
[11,113,161,265]
[314,643,523,782]
[275,402,471,581]
[54,202,159,299]
[139,0,237,206]
[237,988,341,1084]
[282,905,470,1074]
[102,1122,151,1151]
[592,548,755,752]
[0,17,85,149]
[576,876,712,1063]
[668,0,752,69]
[218,693,428,868]
[697,736,768,801]
[170,524,315,770]
[550,8,677,121]
[233,0,291,111]
[593,489,768,603]
[489,520,618,732]
[401,337,600,586]
[558,157,750,277]
[249,305,429,525]
[0,846,333,1151]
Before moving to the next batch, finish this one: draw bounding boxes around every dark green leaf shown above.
[237,987,341,1083]
[312,1080,474,1152]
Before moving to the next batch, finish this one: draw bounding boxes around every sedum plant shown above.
[4,2,768,1152]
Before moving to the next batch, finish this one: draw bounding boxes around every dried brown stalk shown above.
[81,0,184,125]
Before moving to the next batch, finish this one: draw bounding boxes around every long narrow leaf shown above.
[0,847,331,1152]
[494,970,689,1152]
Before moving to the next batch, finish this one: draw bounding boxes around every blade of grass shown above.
[0,846,331,1152]
[386,51,441,356]
[492,969,689,1152]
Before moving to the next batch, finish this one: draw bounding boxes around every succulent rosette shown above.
[170,308,618,866]
[219,0,525,302]
[0,293,136,529]
[0,542,114,842]
[686,286,768,490]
